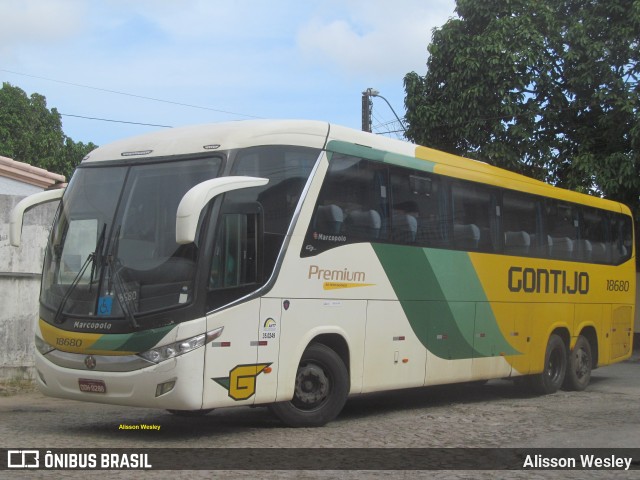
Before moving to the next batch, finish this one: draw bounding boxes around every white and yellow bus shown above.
[10,120,635,427]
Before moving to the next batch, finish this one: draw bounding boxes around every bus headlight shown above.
[35,335,55,355]
[138,327,224,364]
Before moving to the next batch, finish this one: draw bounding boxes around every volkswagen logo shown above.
[84,355,97,370]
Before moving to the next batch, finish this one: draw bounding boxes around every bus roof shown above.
[82,120,629,216]
[82,120,332,163]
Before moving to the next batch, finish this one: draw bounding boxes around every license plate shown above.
[78,378,107,394]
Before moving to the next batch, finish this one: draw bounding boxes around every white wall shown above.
[0,194,58,381]
[0,177,43,196]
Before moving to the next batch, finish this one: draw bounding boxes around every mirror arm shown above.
[175,176,268,244]
[10,188,65,247]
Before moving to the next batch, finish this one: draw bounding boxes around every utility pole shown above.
[363,87,407,136]
[361,90,372,133]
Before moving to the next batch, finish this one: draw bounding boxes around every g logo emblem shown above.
[213,363,271,400]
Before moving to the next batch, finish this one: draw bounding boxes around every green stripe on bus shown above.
[372,244,519,359]
[326,140,435,172]
[90,324,175,353]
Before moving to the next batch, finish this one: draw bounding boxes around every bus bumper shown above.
[34,347,206,410]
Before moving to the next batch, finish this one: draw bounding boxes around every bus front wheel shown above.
[269,343,349,427]
[529,333,567,394]
[563,335,592,391]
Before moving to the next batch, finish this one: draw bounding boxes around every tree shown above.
[0,82,97,180]
[404,0,639,215]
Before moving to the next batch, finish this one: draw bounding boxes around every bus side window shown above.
[340,160,387,241]
[389,168,444,247]
[502,191,538,257]
[344,209,382,239]
[305,155,388,254]
[611,214,633,265]
[545,200,578,261]
[580,207,609,263]
[450,181,495,252]
[314,204,344,234]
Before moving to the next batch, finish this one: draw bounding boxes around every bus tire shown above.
[562,335,592,391]
[529,334,567,395]
[269,342,349,427]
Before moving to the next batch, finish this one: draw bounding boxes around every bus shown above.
[10,120,635,427]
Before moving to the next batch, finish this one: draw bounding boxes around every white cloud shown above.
[99,0,303,44]
[0,0,87,49]
[296,0,454,78]
[0,0,456,144]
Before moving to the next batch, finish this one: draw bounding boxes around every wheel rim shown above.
[547,347,563,384]
[292,362,331,411]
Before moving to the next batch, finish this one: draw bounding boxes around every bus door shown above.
[202,202,266,408]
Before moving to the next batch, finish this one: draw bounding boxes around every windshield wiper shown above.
[54,223,107,324]
[107,226,140,329]
[89,223,107,291]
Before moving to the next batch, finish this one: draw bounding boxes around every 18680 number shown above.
[606,279,630,292]
[56,337,83,347]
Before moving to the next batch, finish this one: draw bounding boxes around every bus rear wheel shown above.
[269,343,349,427]
[563,335,592,391]
[529,334,567,394]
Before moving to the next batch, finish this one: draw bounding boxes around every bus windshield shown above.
[41,157,222,319]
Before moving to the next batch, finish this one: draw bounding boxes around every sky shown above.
[0,0,456,147]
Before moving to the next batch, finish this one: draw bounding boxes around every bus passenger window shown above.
[580,207,607,263]
[389,169,442,247]
[304,155,389,255]
[451,181,495,252]
[504,230,531,257]
[315,204,344,235]
[391,201,419,243]
[344,209,381,239]
[546,201,578,260]
[502,192,538,257]
[611,214,633,265]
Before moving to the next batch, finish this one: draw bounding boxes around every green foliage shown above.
[404,0,639,216]
[0,82,97,180]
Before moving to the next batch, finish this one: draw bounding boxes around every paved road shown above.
[1,353,639,479]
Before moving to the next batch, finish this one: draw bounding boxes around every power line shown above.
[372,110,405,140]
[61,113,172,128]
[374,128,406,136]
[1,69,262,119]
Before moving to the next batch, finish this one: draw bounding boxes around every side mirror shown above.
[10,188,65,247]
[176,176,268,244]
